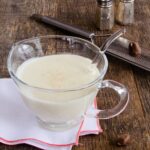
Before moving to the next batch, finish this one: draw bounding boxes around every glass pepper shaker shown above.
[116,0,134,25]
[96,0,114,30]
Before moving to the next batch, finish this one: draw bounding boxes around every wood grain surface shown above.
[0,0,150,150]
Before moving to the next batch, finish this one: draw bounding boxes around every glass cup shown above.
[7,35,129,131]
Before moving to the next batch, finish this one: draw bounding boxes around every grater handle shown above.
[31,14,95,39]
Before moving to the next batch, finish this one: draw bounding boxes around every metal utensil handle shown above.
[32,14,94,39]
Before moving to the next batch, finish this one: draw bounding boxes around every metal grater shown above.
[108,37,150,71]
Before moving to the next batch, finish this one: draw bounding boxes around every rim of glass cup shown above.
[7,35,108,93]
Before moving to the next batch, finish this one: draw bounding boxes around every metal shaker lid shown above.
[97,0,113,7]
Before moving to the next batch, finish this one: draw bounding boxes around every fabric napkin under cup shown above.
[0,78,102,150]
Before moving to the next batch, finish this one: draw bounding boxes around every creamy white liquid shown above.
[16,54,100,124]
[16,54,99,90]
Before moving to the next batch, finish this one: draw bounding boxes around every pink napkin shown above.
[0,78,102,150]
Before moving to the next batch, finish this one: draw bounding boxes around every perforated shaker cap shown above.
[97,0,113,7]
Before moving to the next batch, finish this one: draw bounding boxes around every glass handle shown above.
[87,80,129,119]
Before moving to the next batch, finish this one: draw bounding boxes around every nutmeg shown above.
[116,133,131,146]
[129,42,141,57]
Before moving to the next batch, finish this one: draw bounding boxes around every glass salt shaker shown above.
[116,0,134,25]
[96,0,114,30]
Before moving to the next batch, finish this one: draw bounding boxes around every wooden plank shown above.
[0,0,19,77]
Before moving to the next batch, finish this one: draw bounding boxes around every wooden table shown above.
[0,0,150,149]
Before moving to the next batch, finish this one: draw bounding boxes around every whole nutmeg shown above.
[129,42,141,57]
[116,133,131,146]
